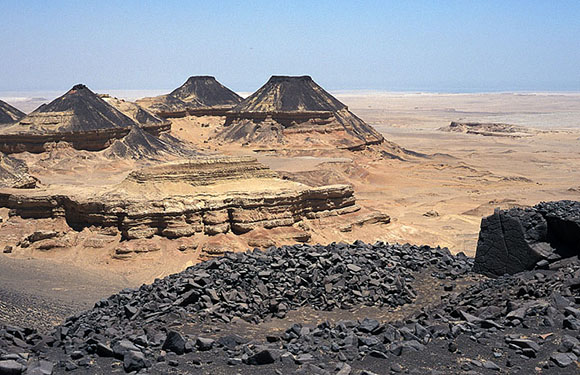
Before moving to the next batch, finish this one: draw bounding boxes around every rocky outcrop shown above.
[217,76,384,150]
[136,76,242,118]
[0,152,38,188]
[125,156,277,185]
[100,94,171,135]
[0,157,358,240]
[103,127,197,160]
[439,121,537,137]
[0,85,137,153]
[0,100,25,126]
[473,200,580,277]
[0,184,357,240]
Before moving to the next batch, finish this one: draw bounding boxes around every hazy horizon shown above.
[2,1,579,93]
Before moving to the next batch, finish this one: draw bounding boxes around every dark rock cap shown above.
[230,75,346,113]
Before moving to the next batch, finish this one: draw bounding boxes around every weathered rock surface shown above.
[0,153,38,189]
[0,157,358,240]
[474,200,580,277]
[137,76,242,117]
[0,100,25,126]
[125,156,277,185]
[217,76,384,150]
[99,94,171,133]
[103,126,197,160]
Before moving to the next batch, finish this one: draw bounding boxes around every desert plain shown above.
[1,90,579,332]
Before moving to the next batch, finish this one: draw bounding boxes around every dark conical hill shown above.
[231,75,346,113]
[0,100,26,125]
[13,84,137,133]
[218,75,384,150]
[169,76,243,108]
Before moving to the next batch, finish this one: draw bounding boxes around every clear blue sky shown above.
[1,0,579,92]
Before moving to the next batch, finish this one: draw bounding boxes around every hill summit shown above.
[0,100,25,126]
[217,75,384,150]
[137,76,242,117]
[0,85,139,153]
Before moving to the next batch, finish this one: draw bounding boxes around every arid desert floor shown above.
[1,91,579,327]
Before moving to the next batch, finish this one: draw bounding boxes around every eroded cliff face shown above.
[0,157,359,241]
[0,184,357,240]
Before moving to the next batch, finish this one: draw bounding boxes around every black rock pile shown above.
[1,200,579,374]
[0,242,472,374]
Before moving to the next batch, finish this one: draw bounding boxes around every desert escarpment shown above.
[217,75,384,150]
[0,85,141,153]
[0,157,358,241]
[137,76,243,118]
[0,100,26,126]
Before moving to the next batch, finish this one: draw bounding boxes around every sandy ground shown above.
[1,92,579,329]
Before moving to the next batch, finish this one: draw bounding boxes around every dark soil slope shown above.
[0,100,25,125]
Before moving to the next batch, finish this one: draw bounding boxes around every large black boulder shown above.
[473,200,580,277]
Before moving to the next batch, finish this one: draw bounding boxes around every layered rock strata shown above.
[0,85,165,154]
[0,158,358,240]
[100,94,171,134]
[137,76,242,118]
[217,76,384,150]
[0,153,38,189]
[473,200,580,277]
[439,121,537,137]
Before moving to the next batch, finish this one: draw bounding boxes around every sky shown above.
[1,0,579,93]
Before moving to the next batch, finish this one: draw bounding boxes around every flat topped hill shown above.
[231,75,346,113]
[169,76,243,108]
[3,84,137,135]
[0,100,25,125]
[218,75,384,150]
[137,76,242,116]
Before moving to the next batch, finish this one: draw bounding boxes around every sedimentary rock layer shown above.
[439,121,536,137]
[473,200,580,276]
[217,76,384,150]
[100,94,171,132]
[125,156,277,185]
[0,184,357,240]
[0,153,37,189]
